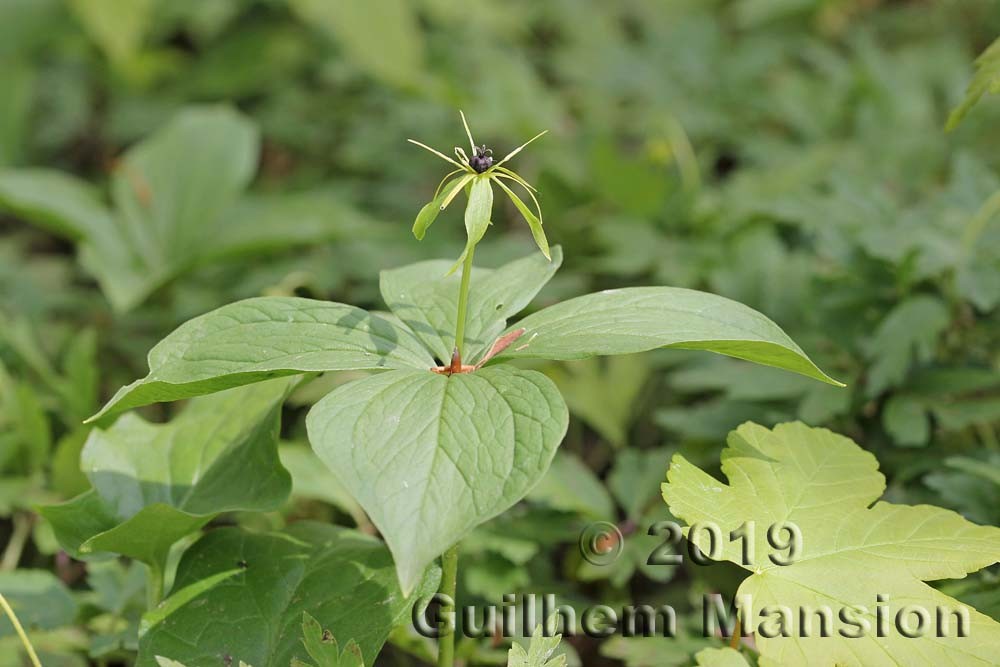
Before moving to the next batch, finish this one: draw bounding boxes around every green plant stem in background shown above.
[437,544,459,667]
[0,512,30,571]
[453,246,476,362]
[0,592,42,667]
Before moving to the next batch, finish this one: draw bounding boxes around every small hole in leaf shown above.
[495,303,503,310]
[237,560,248,569]
[321,629,334,642]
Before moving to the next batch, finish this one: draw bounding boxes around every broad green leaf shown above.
[0,570,77,638]
[380,247,562,363]
[211,190,371,259]
[0,107,259,310]
[0,168,118,241]
[507,625,566,667]
[95,106,257,309]
[289,0,424,89]
[496,287,841,386]
[1,116,369,311]
[307,365,568,594]
[138,523,440,667]
[88,297,433,422]
[43,379,294,570]
[694,648,751,667]
[662,421,1000,666]
[947,36,1000,131]
[110,105,258,277]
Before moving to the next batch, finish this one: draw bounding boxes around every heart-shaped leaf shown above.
[380,247,562,363]
[139,523,439,667]
[662,421,1000,666]
[42,378,294,572]
[495,287,841,385]
[88,297,433,422]
[306,365,568,593]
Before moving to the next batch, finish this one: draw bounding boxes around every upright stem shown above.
[453,246,476,360]
[436,245,474,667]
[0,593,42,667]
[146,562,165,609]
[437,544,460,667]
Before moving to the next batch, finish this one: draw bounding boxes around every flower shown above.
[408,111,549,270]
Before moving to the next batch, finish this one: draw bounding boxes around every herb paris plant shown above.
[78,113,839,666]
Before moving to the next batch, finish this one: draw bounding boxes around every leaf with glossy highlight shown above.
[496,287,841,385]
[88,297,433,422]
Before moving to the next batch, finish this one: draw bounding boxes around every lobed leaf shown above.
[694,648,751,667]
[662,421,1000,666]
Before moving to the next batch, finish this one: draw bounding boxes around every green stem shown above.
[0,512,31,571]
[453,246,476,361]
[0,592,42,667]
[146,562,165,609]
[437,544,460,667]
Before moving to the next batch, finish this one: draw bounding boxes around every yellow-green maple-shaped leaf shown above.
[694,647,751,667]
[662,421,1000,667]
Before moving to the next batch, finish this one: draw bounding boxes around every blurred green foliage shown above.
[1,0,999,665]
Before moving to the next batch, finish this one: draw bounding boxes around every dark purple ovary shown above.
[470,145,493,173]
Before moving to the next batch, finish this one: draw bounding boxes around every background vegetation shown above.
[1,0,999,665]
